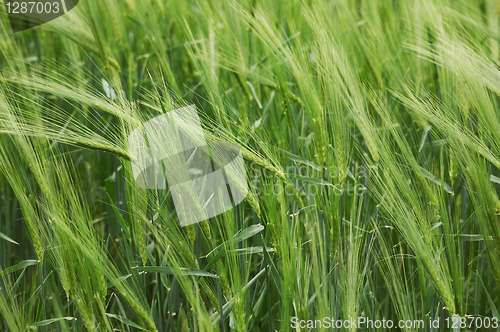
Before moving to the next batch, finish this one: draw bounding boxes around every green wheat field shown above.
[1,0,500,331]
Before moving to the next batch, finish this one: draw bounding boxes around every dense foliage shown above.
[1,0,500,330]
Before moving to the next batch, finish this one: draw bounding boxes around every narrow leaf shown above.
[0,260,38,276]
[246,81,262,108]
[133,266,217,278]
[0,231,18,245]
[206,224,265,257]
[490,174,500,184]
[276,148,321,170]
[459,234,493,241]
[210,268,266,325]
[287,173,342,192]
[230,224,265,244]
[30,317,75,327]
[419,167,453,194]
[107,274,132,287]
[102,79,116,99]
[230,247,274,255]
[419,126,432,152]
[478,274,500,319]
[204,224,265,269]
[106,313,147,330]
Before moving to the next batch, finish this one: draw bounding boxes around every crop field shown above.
[1,0,500,331]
